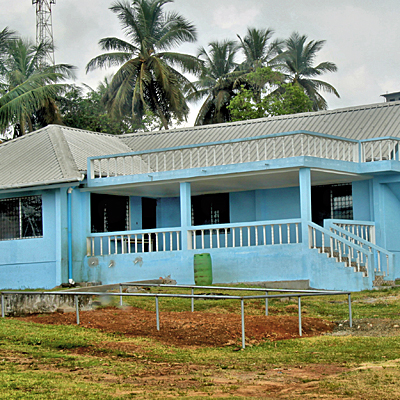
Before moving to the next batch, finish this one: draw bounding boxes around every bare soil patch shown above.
[17,306,334,347]
[331,318,400,337]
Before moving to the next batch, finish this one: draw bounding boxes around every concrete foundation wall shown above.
[83,243,369,291]
[1,293,92,316]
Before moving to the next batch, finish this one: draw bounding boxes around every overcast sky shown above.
[1,0,399,125]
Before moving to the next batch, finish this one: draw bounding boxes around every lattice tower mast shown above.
[32,0,56,65]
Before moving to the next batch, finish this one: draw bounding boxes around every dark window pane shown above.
[21,196,43,238]
[91,194,129,233]
[191,193,229,226]
[312,184,353,225]
[0,196,43,240]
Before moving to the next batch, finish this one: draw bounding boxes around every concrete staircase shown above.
[317,246,396,288]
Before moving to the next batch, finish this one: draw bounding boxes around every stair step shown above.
[314,247,367,275]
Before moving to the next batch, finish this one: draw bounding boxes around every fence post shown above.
[155,296,160,331]
[119,284,123,307]
[265,292,268,316]
[1,294,4,318]
[348,294,353,328]
[241,299,245,349]
[75,296,80,325]
[191,288,194,312]
[298,297,302,336]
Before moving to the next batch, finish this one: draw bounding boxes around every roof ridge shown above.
[47,125,81,179]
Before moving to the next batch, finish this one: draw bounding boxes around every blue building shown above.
[1,101,400,291]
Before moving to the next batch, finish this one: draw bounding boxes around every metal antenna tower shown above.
[32,0,56,65]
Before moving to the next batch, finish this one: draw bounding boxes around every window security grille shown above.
[0,196,43,240]
[331,184,353,220]
[191,193,229,227]
[91,194,130,233]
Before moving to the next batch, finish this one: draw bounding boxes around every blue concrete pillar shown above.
[180,182,192,250]
[299,168,312,247]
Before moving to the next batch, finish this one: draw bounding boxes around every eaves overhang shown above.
[0,175,85,194]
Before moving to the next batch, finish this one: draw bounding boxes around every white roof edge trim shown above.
[0,175,85,191]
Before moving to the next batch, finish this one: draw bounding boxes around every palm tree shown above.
[236,28,284,103]
[86,0,200,130]
[276,32,339,110]
[0,38,75,135]
[188,40,241,125]
[237,27,282,70]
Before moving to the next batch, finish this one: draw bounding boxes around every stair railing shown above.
[324,220,393,278]
[308,222,374,277]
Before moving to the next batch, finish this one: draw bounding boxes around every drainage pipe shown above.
[67,187,76,285]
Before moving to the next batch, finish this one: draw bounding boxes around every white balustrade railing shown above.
[323,220,392,277]
[361,138,400,162]
[88,132,359,180]
[324,219,375,244]
[309,222,373,277]
[189,219,301,250]
[87,228,181,257]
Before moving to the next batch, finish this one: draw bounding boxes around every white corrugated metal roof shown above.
[1,100,400,190]
[0,125,131,190]
[120,101,400,151]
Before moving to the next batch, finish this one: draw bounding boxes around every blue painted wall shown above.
[83,243,370,291]
[157,197,180,228]
[377,182,400,279]
[130,196,142,230]
[352,180,372,221]
[0,179,388,290]
[230,191,256,222]
[70,189,91,284]
[152,188,301,229]
[0,189,61,289]
[255,187,300,220]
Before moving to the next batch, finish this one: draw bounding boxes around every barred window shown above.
[0,196,43,240]
[312,183,353,226]
[91,194,130,233]
[191,193,230,226]
[331,184,353,220]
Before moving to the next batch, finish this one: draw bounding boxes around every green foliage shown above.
[86,0,201,129]
[275,31,339,110]
[58,84,158,134]
[188,40,242,126]
[0,35,75,136]
[237,27,282,70]
[228,80,313,122]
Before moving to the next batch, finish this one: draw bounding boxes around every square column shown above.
[299,168,312,247]
[180,182,192,250]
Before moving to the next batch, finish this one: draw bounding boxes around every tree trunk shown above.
[27,116,33,133]
[150,91,169,130]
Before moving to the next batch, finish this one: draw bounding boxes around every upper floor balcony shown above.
[87,131,400,188]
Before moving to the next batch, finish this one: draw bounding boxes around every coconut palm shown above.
[86,0,200,130]
[0,38,75,135]
[276,32,339,110]
[237,27,282,70]
[235,28,285,104]
[188,40,242,125]
[0,27,17,88]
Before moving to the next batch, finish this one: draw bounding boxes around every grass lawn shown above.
[1,286,400,399]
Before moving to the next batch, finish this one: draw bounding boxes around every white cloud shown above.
[212,5,258,29]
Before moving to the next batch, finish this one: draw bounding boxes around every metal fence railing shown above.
[1,285,352,349]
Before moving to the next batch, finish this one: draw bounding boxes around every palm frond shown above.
[157,52,203,74]
[99,37,138,53]
[86,52,132,72]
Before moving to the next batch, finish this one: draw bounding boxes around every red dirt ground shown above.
[18,306,335,347]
